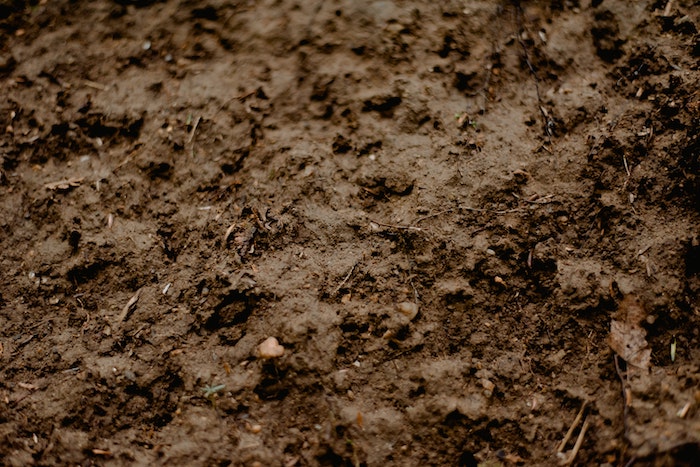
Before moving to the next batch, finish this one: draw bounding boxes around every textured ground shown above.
[1,0,699,465]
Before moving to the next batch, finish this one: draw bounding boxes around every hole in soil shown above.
[67,261,110,285]
[205,290,254,331]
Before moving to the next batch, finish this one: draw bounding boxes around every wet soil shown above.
[1,0,700,465]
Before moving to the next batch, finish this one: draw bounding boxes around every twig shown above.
[187,116,201,144]
[333,262,357,296]
[513,193,556,204]
[515,5,553,142]
[663,0,674,16]
[413,208,456,225]
[113,145,143,172]
[370,220,424,232]
[558,402,588,453]
[83,79,109,91]
[614,355,632,457]
[409,276,419,303]
[211,90,258,120]
[117,288,142,324]
[564,416,590,466]
[459,205,523,215]
[372,203,527,234]
[414,204,524,222]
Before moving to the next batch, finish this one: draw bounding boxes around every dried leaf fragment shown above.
[44,177,84,191]
[609,320,651,369]
[609,295,651,369]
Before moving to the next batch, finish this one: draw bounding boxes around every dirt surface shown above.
[1,0,699,465]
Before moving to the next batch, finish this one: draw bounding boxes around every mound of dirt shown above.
[1,0,699,465]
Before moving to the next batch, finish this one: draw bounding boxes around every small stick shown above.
[411,204,525,226]
[211,90,258,119]
[557,402,588,453]
[373,203,525,234]
[455,204,524,215]
[663,0,674,16]
[413,208,456,225]
[333,263,357,296]
[516,6,553,143]
[117,288,141,323]
[614,355,632,442]
[370,220,424,232]
[83,79,109,91]
[187,116,201,144]
[564,416,590,466]
[513,193,556,204]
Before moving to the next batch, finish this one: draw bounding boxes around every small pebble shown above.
[480,378,495,392]
[396,302,418,320]
[258,337,284,359]
[248,423,262,433]
[480,378,495,397]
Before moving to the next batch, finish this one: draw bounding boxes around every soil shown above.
[1,0,699,465]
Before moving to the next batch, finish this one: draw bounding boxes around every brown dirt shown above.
[1,0,699,465]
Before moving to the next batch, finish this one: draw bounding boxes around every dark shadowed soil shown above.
[1,0,699,465]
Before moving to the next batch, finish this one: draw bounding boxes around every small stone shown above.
[480,378,495,397]
[480,378,495,392]
[396,302,419,320]
[248,423,262,433]
[258,337,285,359]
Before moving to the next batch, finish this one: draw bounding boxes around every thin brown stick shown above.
[369,220,424,232]
[83,79,109,91]
[332,263,357,296]
[117,288,141,324]
[557,402,588,453]
[614,354,633,463]
[413,208,456,225]
[515,5,553,142]
[564,415,590,466]
[663,0,674,16]
[373,202,527,234]
[187,116,201,144]
[513,193,556,204]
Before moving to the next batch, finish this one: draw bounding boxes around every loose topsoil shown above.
[1,0,699,465]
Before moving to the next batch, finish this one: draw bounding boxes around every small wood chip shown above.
[92,449,113,456]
